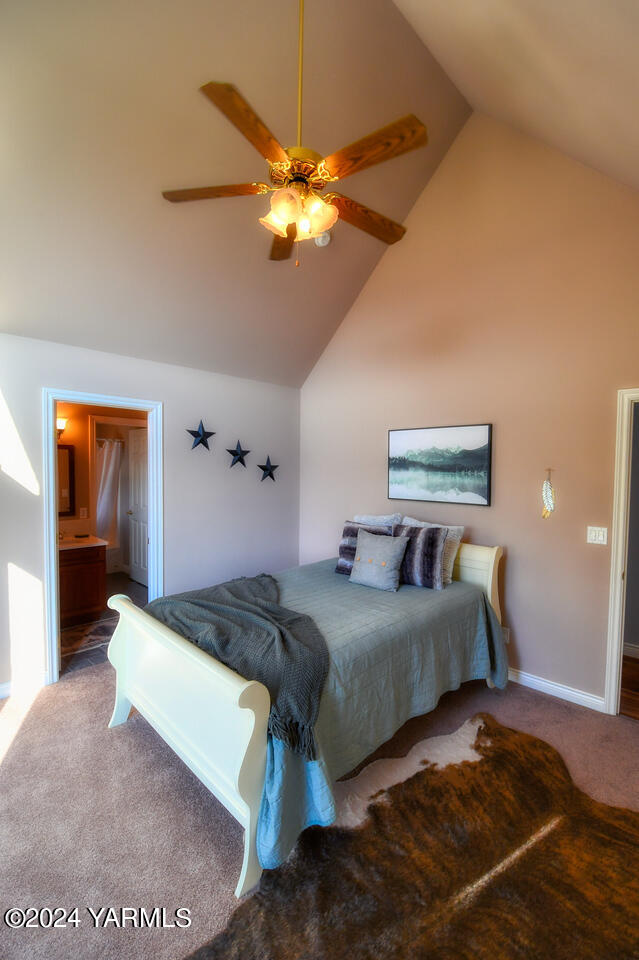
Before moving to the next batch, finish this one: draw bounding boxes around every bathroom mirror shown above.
[57,444,75,516]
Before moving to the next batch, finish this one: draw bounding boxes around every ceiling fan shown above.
[162,0,428,263]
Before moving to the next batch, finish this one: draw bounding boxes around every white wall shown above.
[0,333,299,689]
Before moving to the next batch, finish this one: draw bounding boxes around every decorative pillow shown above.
[353,512,402,527]
[401,517,464,585]
[349,530,408,592]
[392,524,446,590]
[335,521,392,575]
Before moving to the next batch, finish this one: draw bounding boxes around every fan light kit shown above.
[259,185,338,242]
[162,0,428,264]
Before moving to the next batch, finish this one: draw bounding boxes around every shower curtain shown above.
[96,439,122,547]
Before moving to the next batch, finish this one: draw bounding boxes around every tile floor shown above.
[59,573,147,675]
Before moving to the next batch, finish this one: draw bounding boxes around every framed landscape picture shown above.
[388,424,492,506]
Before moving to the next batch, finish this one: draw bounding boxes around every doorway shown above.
[56,406,150,674]
[620,402,639,719]
[43,390,163,685]
[605,388,639,715]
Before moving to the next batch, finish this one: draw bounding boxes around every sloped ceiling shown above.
[0,0,469,387]
[394,0,639,192]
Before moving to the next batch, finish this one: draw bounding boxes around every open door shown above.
[128,427,148,587]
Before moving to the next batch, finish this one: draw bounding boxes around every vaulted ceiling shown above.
[394,0,639,192]
[1,0,469,387]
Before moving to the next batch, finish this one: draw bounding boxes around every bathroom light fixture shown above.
[56,417,68,439]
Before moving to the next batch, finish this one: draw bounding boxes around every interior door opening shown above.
[56,403,149,676]
[43,389,163,686]
[620,401,639,720]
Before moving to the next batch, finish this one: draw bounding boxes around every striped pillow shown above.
[335,521,393,575]
[401,517,464,585]
[392,524,447,590]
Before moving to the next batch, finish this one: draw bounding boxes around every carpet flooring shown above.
[1,664,638,960]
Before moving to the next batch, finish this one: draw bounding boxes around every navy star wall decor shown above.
[257,456,278,482]
[187,420,215,450]
[227,440,250,468]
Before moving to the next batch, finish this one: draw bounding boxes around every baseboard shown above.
[624,642,639,660]
[508,668,607,713]
[0,681,11,701]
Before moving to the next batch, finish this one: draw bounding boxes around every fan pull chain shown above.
[297,0,304,147]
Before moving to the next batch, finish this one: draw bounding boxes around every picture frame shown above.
[388,424,492,506]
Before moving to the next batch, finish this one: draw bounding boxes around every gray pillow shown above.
[353,512,402,527]
[401,517,464,585]
[349,529,408,592]
[336,521,392,575]
[392,524,446,590]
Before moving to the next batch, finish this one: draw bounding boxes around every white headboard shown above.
[452,543,503,623]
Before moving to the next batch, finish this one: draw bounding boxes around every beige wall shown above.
[0,334,299,689]
[1,0,469,388]
[300,113,639,698]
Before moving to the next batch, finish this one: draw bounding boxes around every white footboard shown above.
[106,544,503,898]
[106,595,270,897]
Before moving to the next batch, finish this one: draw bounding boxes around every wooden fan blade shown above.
[321,115,427,181]
[329,193,406,244]
[162,183,268,203]
[200,82,288,164]
[269,223,297,261]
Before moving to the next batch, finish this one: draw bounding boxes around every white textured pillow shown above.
[401,517,464,585]
[354,512,402,526]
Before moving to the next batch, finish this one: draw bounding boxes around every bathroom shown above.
[56,402,148,672]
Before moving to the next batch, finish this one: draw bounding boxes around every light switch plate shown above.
[79,507,88,519]
[587,526,608,545]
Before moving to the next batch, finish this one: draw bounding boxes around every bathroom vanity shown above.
[58,537,108,627]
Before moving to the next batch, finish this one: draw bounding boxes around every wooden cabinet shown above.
[59,545,107,627]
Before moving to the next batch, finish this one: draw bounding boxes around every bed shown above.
[106,542,505,897]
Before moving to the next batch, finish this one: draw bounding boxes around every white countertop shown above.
[58,536,109,551]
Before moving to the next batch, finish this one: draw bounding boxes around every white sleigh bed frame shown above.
[106,543,503,898]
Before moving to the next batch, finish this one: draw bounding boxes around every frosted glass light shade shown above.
[258,210,288,237]
[295,193,339,240]
[297,215,312,238]
[310,199,338,235]
[270,187,301,224]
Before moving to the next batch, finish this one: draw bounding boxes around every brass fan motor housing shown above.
[269,146,337,192]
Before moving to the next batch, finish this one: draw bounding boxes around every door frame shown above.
[604,387,639,714]
[42,389,163,686]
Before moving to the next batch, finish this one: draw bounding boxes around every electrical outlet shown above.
[586,526,608,545]
[79,507,88,519]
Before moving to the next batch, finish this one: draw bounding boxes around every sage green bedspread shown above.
[277,557,507,781]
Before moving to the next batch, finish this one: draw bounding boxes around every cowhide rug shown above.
[187,714,639,959]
